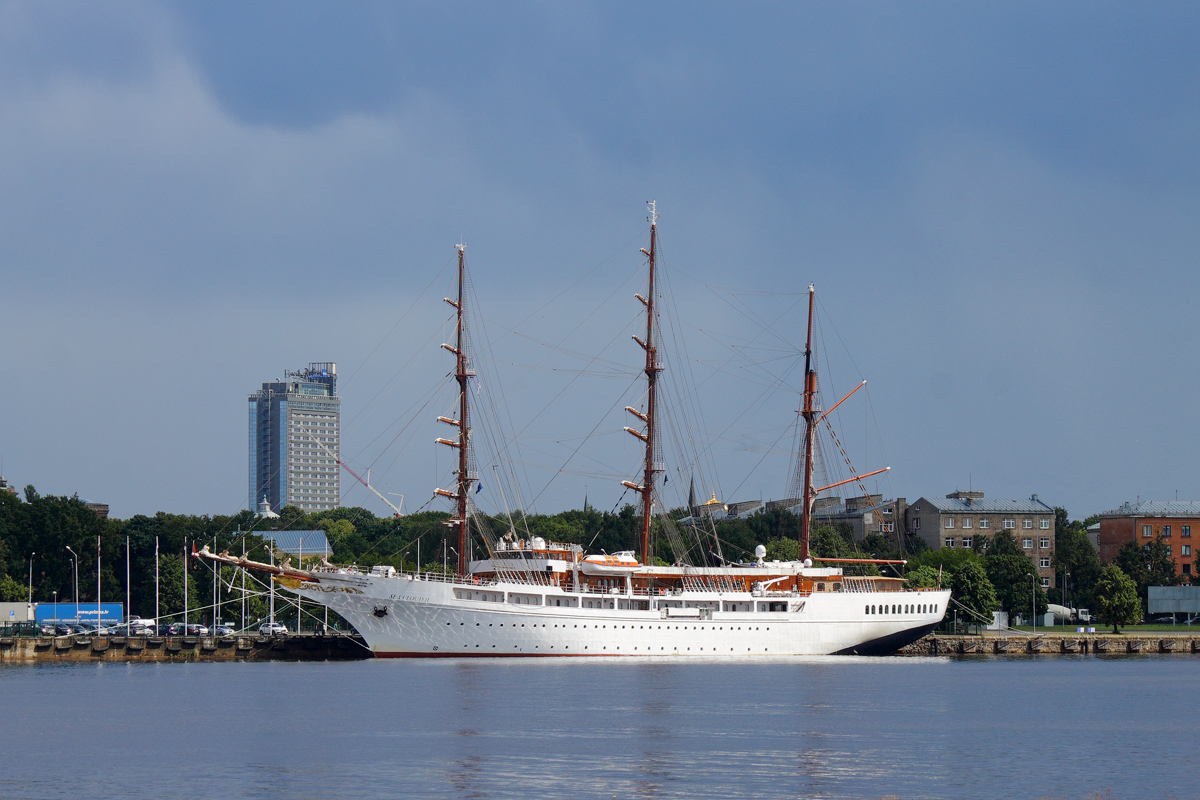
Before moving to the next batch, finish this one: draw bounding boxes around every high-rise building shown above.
[249,362,341,513]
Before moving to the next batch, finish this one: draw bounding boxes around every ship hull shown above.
[281,572,949,658]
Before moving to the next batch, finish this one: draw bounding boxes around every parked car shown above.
[259,622,288,636]
[214,624,235,637]
[40,624,57,636]
[185,624,209,636]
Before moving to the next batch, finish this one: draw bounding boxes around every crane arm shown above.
[305,435,403,517]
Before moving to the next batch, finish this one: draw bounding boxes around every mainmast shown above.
[436,244,475,575]
[799,284,817,563]
[622,201,661,564]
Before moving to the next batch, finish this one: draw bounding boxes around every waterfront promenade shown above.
[899,630,1200,655]
[4,629,1199,662]
[0,631,369,664]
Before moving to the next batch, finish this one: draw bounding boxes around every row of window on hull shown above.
[867,603,937,615]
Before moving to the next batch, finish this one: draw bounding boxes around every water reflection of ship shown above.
[202,204,948,656]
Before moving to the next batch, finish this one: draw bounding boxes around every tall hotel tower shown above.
[249,362,341,513]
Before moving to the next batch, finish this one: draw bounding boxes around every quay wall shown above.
[0,633,370,664]
[900,633,1200,656]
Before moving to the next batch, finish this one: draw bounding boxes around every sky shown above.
[2,2,1199,521]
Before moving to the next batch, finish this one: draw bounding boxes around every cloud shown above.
[2,4,1200,519]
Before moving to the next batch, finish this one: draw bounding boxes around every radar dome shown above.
[754,545,767,560]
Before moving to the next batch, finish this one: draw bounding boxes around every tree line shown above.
[0,487,1185,632]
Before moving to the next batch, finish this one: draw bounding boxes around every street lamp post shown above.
[1030,573,1037,632]
[27,551,35,610]
[1062,570,1070,628]
[65,546,79,622]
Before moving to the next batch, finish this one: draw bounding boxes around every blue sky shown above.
[2,2,1199,520]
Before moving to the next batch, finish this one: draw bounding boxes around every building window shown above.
[1143,524,1153,538]
[1163,544,1173,555]
[1183,525,1191,538]
[962,518,972,529]
[1162,525,1172,538]
[944,518,955,529]
[979,518,990,529]
[1040,577,1050,588]
[1182,545,1191,557]
[1040,557,1050,568]
[1040,519,1050,529]
[912,518,921,530]
[945,538,956,548]
[1004,519,1015,529]
[961,537,972,549]
[1184,564,1193,575]
[1039,538,1051,549]
[1023,519,1033,529]
[1022,538,1033,549]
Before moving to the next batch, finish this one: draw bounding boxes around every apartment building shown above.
[907,491,1056,588]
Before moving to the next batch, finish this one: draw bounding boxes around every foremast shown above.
[622,201,662,565]
[436,244,475,575]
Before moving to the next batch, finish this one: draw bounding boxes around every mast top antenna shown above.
[455,242,467,253]
[647,200,658,226]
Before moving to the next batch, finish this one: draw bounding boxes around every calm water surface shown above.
[0,655,1190,799]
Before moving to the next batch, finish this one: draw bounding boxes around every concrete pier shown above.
[0,633,370,664]
[899,633,1200,656]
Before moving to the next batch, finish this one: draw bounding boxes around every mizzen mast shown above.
[622,201,662,564]
[435,243,475,575]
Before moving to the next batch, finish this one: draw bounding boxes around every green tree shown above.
[906,546,981,577]
[764,537,803,562]
[949,560,998,632]
[985,553,1047,620]
[1114,536,1178,608]
[904,565,939,590]
[0,574,25,602]
[1052,518,1101,610]
[982,530,1026,558]
[156,554,199,619]
[1094,564,1141,633]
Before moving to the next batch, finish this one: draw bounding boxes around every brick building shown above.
[810,494,909,542]
[906,491,1056,588]
[1097,501,1199,579]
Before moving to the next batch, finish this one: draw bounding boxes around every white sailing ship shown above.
[203,207,948,656]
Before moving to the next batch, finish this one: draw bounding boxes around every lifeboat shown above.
[580,551,641,576]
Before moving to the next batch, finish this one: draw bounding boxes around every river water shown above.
[0,655,1188,799]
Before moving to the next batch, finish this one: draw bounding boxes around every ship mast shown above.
[436,244,474,575]
[799,283,816,563]
[622,201,661,564]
